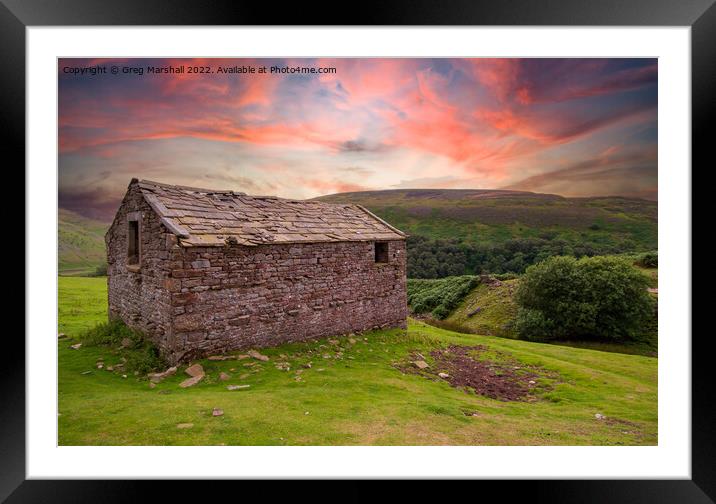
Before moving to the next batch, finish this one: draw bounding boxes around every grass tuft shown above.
[79,319,167,375]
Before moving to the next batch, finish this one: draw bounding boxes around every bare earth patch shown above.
[397,345,558,401]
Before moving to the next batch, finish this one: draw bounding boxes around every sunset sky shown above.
[59,58,657,221]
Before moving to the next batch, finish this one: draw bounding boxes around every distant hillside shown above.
[58,208,109,276]
[316,189,657,278]
[316,189,657,248]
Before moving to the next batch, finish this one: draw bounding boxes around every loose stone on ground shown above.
[184,363,205,377]
[179,375,203,388]
[248,350,270,361]
[148,366,177,383]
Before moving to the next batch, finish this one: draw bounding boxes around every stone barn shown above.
[105,179,408,364]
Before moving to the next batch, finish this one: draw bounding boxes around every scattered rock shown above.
[328,339,339,345]
[184,363,205,378]
[106,366,114,371]
[304,411,310,415]
[595,413,606,420]
[58,333,67,339]
[227,384,250,391]
[239,373,250,379]
[303,362,312,369]
[148,366,178,383]
[149,382,156,389]
[348,337,357,344]
[121,374,127,379]
[413,360,429,370]
[177,423,193,429]
[96,362,104,369]
[438,372,450,379]
[528,380,536,385]
[248,350,269,362]
[212,408,224,417]
[208,355,234,361]
[275,362,291,371]
[237,354,250,360]
[219,372,231,381]
[69,343,82,350]
[81,370,92,375]
[179,375,203,388]
[121,337,132,348]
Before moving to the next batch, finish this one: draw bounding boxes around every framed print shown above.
[6,0,710,500]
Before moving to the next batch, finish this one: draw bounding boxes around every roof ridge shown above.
[138,179,246,195]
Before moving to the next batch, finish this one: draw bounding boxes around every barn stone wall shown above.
[106,188,408,364]
[166,240,407,363]
[105,185,175,354]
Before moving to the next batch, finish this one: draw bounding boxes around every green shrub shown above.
[514,309,557,341]
[514,256,652,342]
[635,251,658,268]
[80,319,166,374]
[407,275,480,320]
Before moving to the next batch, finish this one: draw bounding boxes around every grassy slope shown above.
[445,279,520,338]
[58,277,656,446]
[58,208,109,276]
[316,189,657,250]
[440,269,658,356]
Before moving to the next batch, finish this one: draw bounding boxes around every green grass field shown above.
[58,277,657,446]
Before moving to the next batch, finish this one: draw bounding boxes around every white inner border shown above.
[27,27,691,479]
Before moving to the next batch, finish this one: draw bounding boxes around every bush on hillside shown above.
[514,256,652,342]
[407,275,480,319]
[634,251,658,268]
[92,262,108,276]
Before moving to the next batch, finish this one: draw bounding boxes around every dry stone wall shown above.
[106,185,175,354]
[167,240,407,363]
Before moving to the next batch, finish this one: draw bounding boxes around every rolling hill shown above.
[316,189,657,249]
[58,188,657,278]
[317,189,657,278]
[58,208,110,276]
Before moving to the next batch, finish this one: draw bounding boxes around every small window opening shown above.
[127,220,140,265]
[374,242,389,263]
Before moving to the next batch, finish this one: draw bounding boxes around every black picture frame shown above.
[5,0,709,500]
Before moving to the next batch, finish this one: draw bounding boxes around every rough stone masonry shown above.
[106,179,408,364]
